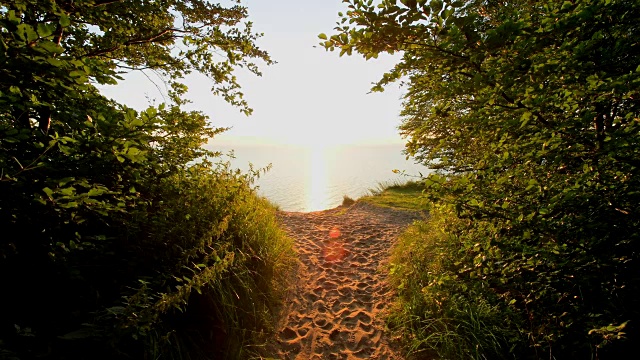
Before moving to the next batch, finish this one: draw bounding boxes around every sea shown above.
[205,143,431,212]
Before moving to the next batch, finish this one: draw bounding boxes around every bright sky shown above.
[98,0,405,147]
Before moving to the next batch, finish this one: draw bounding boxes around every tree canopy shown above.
[1,0,271,127]
[324,0,640,357]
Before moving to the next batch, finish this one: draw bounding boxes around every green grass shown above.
[147,168,298,360]
[387,206,523,360]
[357,180,427,211]
[342,195,357,206]
[15,162,298,360]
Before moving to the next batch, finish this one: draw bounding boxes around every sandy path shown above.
[271,202,423,360]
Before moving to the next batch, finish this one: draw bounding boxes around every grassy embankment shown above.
[360,180,630,359]
[1,161,297,360]
[354,181,515,359]
[347,180,427,210]
[386,205,519,359]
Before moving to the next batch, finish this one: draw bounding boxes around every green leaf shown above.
[35,41,65,54]
[430,0,443,13]
[59,14,71,27]
[520,111,532,128]
[60,201,79,208]
[7,10,20,25]
[87,188,104,197]
[318,33,327,40]
[23,24,38,42]
[58,177,75,186]
[43,187,54,198]
[14,24,27,41]
[69,70,86,78]
[46,57,65,67]
[37,23,56,38]
[59,187,75,196]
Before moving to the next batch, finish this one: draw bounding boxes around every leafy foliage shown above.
[1,1,294,359]
[326,0,640,358]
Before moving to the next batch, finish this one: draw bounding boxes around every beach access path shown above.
[270,202,425,360]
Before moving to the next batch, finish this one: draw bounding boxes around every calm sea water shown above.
[206,143,430,212]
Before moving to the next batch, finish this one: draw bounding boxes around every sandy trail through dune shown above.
[271,202,423,360]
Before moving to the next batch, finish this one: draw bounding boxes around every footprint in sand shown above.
[281,327,297,341]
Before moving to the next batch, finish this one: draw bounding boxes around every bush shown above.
[0,119,295,359]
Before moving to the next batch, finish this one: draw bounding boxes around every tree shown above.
[0,1,291,359]
[1,0,271,128]
[323,0,640,357]
[1,0,271,264]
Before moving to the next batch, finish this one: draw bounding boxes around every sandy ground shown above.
[270,202,424,360]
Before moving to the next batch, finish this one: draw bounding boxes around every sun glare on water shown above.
[304,144,334,212]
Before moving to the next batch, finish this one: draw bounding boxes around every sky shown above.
[98,0,406,147]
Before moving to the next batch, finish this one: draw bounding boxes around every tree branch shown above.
[83,29,180,58]
[93,0,124,7]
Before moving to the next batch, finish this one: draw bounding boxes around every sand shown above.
[270,202,424,360]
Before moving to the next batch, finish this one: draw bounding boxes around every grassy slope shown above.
[355,181,515,359]
[366,182,525,359]
[356,181,427,211]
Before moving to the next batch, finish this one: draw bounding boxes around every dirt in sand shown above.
[270,202,425,360]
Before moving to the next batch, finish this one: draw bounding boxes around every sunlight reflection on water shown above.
[208,144,430,212]
[306,147,332,211]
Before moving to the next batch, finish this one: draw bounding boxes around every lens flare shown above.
[323,241,346,262]
[324,227,347,262]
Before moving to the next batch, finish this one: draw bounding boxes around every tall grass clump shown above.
[117,161,296,359]
[388,204,525,359]
[0,0,295,357]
